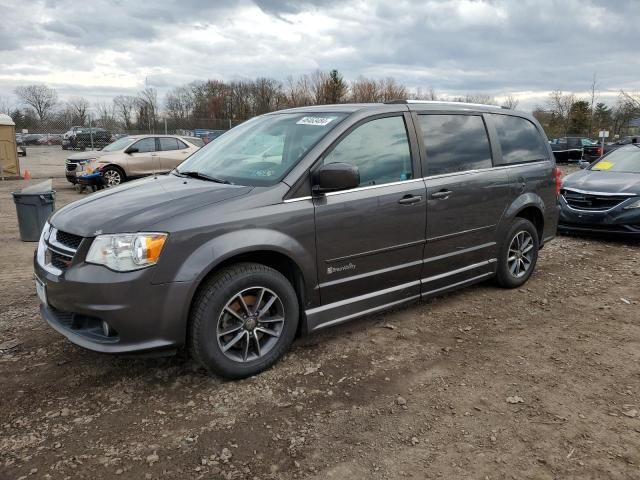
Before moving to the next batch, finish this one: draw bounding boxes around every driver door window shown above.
[127,137,158,176]
[323,116,413,187]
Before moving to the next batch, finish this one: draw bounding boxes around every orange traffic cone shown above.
[23,169,31,180]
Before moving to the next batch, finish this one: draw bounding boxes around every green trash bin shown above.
[12,190,56,242]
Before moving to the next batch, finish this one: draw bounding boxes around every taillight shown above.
[554,167,562,197]
[597,146,603,156]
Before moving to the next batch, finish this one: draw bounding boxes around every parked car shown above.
[36,133,63,145]
[603,135,639,155]
[559,144,640,235]
[35,101,560,379]
[23,134,45,145]
[15,134,26,157]
[550,137,601,162]
[65,134,201,187]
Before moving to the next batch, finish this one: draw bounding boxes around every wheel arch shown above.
[502,193,546,243]
[184,246,313,341]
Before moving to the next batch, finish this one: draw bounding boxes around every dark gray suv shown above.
[34,101,560,378]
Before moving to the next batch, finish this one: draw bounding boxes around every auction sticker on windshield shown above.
[296,116,335,126]
[594,160,614,170]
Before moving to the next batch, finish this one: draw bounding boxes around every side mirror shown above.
[125,146,139,154]
[313,162,360,194]
[578,160,589,169]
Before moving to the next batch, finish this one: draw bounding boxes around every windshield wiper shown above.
[175,170,232,184]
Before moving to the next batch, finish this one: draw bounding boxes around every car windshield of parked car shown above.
[591,146,640,173]
[176,112,348,186]
[102,137,134,152]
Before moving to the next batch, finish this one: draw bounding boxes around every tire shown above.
[101,166,125,187]
[189,262,299,379]
[496,218,539,289]
[62,145,67,150]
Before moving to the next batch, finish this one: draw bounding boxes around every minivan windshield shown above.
[102,137,134,152]
[591,145,640,173]
[176,112,348,186]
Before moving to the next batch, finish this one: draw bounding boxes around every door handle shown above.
[431,190,452,199]
[398,195,422,205]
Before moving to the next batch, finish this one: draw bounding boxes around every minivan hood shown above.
[67,150,111,161]
[51,174,253,237]
[562,170,640,195]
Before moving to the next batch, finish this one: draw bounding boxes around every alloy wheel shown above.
[103,169,121,187]
[216,287,285,363]
[507,230,534,278]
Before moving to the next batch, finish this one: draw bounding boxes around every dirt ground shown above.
[1,170,639,480]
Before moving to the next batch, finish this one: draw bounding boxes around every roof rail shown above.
[385,99,507,109]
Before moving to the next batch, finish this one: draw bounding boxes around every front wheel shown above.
[189,263,299,379]
[496,218,539,288]
[101,166,125,187]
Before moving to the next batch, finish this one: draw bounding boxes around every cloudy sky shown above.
[1,0,639,111]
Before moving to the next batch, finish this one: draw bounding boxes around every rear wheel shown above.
[496,218,539,288]
[101,166,125,187]
[189,263,299,379]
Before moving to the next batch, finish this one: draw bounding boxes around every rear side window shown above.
[159,137,187,151]
[418,114,492,176]
[492,115,548,164]
[323,116,412,187]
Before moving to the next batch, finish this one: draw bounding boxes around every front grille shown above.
[562,189,630,211]
[43,227,83,273]
[50,250,73,270]
[55,230,83,250]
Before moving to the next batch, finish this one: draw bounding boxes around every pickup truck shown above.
[550,137,601,162]
[64,128,113,150]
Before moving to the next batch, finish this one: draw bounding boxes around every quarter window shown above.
[418,114,492,176]
[323,116,412,187]
[132,137,156,153]
[492,115,548,164]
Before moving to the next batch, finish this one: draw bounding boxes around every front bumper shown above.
[34,249,193,355]
[76,172,104,187]
[559,197,640,236]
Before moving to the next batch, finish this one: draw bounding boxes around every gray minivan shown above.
[34,101,560,378]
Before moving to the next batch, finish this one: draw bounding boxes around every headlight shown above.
[624,198,640,210]
[86,233,168,271]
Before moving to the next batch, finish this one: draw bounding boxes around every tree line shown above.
[2,69,519,134]
[532,75,640,139]
[3,69,638,138]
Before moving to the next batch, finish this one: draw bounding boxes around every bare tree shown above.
[14,84,58,121]
[588,73,598,136]
[136,87,159,132]
[284,75,313,107]
[502,94,519,110]
[350,77,380,103]
[410,87,438,101]
[165,86,195,121]
[547,90,576,135]
[67,96,90,125]
[94,101,118,130]
[377,78,407,102]
[252,78,283,114]
[113,95,137,130]
[620,89,640,110]
[0,96,12,115]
